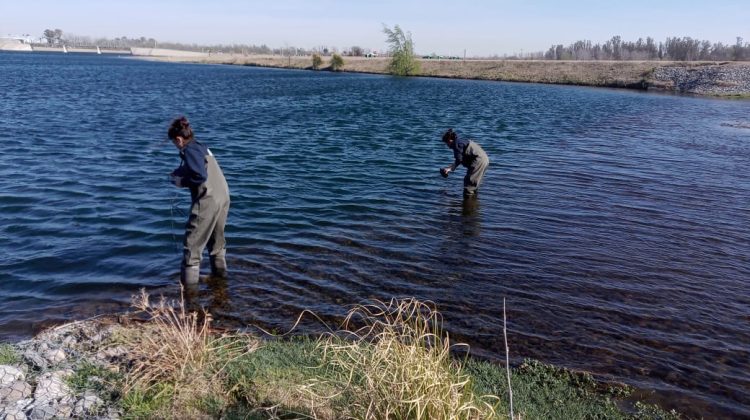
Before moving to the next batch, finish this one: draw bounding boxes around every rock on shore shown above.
[0,320,123,420]
[650,63,750,96]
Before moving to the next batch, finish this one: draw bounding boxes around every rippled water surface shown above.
[1,52,749,417]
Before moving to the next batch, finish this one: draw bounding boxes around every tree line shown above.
[42,28,748,62]
[41,28,284,54]
[542,36,749,61]
[38,28,379,57]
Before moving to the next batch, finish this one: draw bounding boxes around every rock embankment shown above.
[0,320,125,420]
[649,63,750,96]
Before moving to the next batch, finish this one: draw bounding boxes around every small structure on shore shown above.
[0,38,32,52]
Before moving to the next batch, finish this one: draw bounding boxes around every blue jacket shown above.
[172,140,208,189]
[450,135,472,170]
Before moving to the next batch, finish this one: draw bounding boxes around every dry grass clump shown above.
[120,288,255,418]
[308,298,499,419]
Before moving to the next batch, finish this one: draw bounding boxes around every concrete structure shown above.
[31,46,130,54]
[0,39,32,52]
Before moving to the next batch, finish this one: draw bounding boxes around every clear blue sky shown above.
[1,0,748,56]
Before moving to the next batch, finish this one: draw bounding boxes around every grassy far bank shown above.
[134,53,750,97]
[0,294,680,419]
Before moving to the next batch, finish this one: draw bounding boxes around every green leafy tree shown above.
[383,24,420,76]
[330,54,344,71]
[312,53,322,70]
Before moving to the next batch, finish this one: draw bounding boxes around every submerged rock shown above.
[721,121,750,129]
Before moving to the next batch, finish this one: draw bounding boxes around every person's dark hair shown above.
[168,116,194,141]
[442,128,457,142]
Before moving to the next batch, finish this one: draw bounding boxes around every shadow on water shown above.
[461,195,481,237]
[182,275,233,316]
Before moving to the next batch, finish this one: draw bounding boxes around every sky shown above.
[1,0,748,57]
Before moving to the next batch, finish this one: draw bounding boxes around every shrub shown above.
[330,53,344,71]
[312,53,323,70]
[384,24,421,76]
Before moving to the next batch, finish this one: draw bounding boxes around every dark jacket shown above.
[450,135,474,170]
[172,140,229,204]
[173,140,208,184]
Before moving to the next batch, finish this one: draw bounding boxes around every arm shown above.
[444,144,462,174]
[449,156,461,171]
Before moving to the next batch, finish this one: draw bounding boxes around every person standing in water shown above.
[168,116,230,286]
[439,128,490,196]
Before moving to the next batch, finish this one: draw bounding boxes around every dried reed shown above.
[122,288,255,416]
[308,297,498,419]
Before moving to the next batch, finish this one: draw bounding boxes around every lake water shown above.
[1,52,749,417]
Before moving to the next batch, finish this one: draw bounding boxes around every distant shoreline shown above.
[4,44,749,97]
[135,53,750,97]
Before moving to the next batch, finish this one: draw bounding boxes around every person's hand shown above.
[440,167,451,178]
[170,173,184,188]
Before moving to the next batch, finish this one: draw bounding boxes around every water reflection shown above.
[461,195,481,237]
[182,274,232,315]
[205,275,231,312]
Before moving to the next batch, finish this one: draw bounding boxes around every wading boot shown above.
[181,265,201,286]
[210,250,227,278]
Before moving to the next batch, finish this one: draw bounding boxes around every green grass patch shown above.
[121,383,175,420]
[67,360,124,408]
[212,336,681,419]
[220,336,333,418]
[0,343,21,365]
[466,358,680,419]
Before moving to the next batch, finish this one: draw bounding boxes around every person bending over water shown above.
[439,128,490,196]
[168,116,230,286]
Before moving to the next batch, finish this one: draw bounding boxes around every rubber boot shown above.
[210,250,227,278]
[181,265,201,286]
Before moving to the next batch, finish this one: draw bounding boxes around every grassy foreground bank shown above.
[137,53,750,97]
[0,294,680,419]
